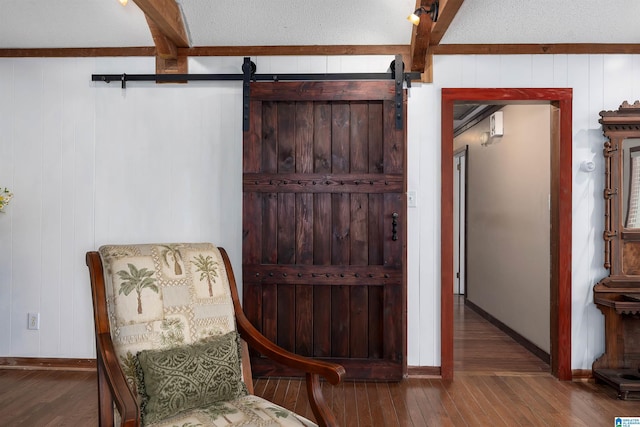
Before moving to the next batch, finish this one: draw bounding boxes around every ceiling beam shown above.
[133,0,190,75]
[133,0,189,48]
[409,0,464,79]
[5,43,640,59]
[430,0,464,46]
[409,0,435,73]
[0,45,410,58]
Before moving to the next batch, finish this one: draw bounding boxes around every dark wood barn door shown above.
[242,81,406,380]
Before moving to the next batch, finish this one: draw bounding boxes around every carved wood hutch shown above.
[594,101,640,399]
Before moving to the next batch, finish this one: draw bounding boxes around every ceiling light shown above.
[119,0,128,5]
[408,1,439,25]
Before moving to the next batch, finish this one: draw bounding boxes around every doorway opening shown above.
[453,102,555,373]
[441,88,573,381]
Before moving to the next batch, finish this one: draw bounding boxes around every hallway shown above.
[454,295,550,374]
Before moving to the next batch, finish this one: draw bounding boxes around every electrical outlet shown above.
[407,190,418,208]
[28,312,40,330]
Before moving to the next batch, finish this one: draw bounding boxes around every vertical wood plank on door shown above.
[296,102,314,173]
[244,100,263,174]
[368,103,385,359]
[314,103,332,173]
[368,102,384,173]
[313,192,332,358]
[276,101,296,352]
[351,193,369,358]
[383,97,404,365]
[243,99,264,336]
[332,192,350,358]
[277,193,296,351]
[243,191,264,335]
[295,92,314,356]
[350,101,370,358]
[350,102,369,172]
[332,103,350,173]
[368,193,384,359]
[261,101,279,344]
[313,102,332,357]
[277,102,295,174]
[331,102,351,359]
[296,187,314,356]
[262,102,278,172]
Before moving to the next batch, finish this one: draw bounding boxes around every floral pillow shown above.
[134,331,248,425]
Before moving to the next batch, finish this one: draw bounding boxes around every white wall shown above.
[419,54,640,370]
[1,53,639,371]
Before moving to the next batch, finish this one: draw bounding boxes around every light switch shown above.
[407,190,417,208]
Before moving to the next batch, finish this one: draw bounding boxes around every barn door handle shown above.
[392,212,399,241]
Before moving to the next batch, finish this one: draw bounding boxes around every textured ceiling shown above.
[440,0,640,44]
[0,0,638,49]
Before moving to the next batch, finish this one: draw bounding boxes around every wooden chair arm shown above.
[235,312,343,427]
[218,249,345,384]
[87,251,139,426]
[97,333,140,427]
[218,247,345,427]
[235,312,345,385]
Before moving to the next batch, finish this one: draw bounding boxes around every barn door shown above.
[242,80,406,380]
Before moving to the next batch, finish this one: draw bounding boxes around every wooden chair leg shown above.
[97,356,114,427]
[306,373,338,427]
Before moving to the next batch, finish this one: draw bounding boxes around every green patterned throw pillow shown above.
[135,331,248,425]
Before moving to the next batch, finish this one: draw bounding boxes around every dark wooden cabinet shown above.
[593,101,640,399]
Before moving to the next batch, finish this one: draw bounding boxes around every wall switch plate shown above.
[407,190,418,208]
[28,312,40,330]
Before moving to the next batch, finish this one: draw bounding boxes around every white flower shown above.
[0,188,13,213]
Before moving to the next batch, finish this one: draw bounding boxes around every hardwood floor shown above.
[453,295,550,374]
[1,298,638,426]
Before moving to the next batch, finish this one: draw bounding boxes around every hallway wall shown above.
[454,104,552,353]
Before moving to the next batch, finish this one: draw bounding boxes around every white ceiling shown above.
[0,0,639,49]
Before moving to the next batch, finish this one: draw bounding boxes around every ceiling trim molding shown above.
[3,43,639,59]
[432,43,640,55]
[0,48,157,57]
[0,45,410,58]
[182,45,411,57]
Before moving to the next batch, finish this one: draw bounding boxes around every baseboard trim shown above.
[0,357,96,372]
[571,369,593,381]
[406,366,441,378]
[465,299,551,365]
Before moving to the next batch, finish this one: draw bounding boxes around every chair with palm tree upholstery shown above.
[87,242,345,427]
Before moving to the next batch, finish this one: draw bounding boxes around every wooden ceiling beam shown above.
[133,0,189,48]
[409,0,464,80]
[0,45,410,58]
[429,0,464,46]
[133,0,190,75]
[409,0,434,73]
[6,43,640,59]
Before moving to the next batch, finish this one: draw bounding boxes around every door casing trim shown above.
[440,88,573,380]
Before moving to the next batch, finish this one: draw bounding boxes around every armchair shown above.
[87,243,345,426]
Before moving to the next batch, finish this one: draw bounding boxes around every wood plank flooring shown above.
[1,297,639,426]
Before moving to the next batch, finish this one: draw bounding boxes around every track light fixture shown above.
[408,1,439,25]
[119,0,128,6]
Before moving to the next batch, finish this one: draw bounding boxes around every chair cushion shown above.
[98,243,240,399]
[135,331,248,425]
[145,394,318,427]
